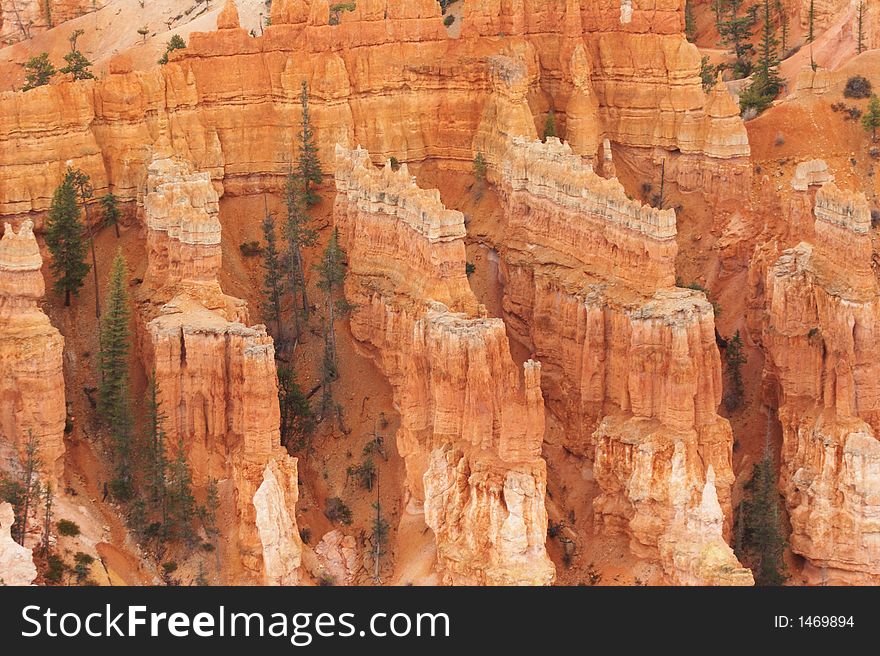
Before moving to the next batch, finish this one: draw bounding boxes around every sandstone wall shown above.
[135,149,301,585]
[0,0,106,44]
[761,183,880,582]
[492,137,746,583]
[0,0,748,221]
[0,219,65,481]
[334,144,554,585]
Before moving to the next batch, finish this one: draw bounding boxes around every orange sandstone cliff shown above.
[0,219,65,482]
[493,136,750,585]
[135,146,302,585]
[334,144,555,585]
[761,182,880,584]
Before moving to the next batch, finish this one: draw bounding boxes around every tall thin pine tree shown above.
[45,171,90,306]
[297,81,323,206]
[261,196,285,342]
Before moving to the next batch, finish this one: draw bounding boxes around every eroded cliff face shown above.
[135,148,301,585]
[761,183,880,583]
[0,0,105,44]
[334,144,554,585]
[0,0,748,220]
[0,219,65,482]
[489,136,747,584]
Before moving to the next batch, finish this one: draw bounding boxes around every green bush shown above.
[325,497,353,525]
[57,519,81,537]
[444,14,455,27]
[844,75,873,99]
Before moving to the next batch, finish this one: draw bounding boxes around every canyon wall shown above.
[493,136,749,584]
[135,147,302,585]
[0,502,36,585]
[334,144,554,585]
[0,0,105,44]
[0,0,748,221]
[761,182,880,583]
[0,219,65,481]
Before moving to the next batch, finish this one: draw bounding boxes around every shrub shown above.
[389,156,400,171]
[45,554,67,583]
[872,209,880,228]
[774,131,785,146]
[325,497,353,525]
[57,519,81,537]
[444,14,455,27]
[473,152,487,181]
[844,75,872,99]
[465,262,476,276]
[346,458,376,491]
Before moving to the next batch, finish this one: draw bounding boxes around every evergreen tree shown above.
[261,197,285,342]
[45,170,90,306]
[807,0,815,43]
[99,252,134,498]
[158,34,186,65]
[711,0,726,32]
[59,29,94,81]
[719,0,755,79]
[40,482,53,555]
[14,433,42,546]
[144,375,168,526]
[283,171,317,340]
[297,81,323,206]
[863,95,880,141]
[744,452,788,585]
[167,435,196,543]
[100,192,121,238]
[21,52,56,91]
[543,110,557,141]
[278,365,315,450]
[66,167,100,317]
[685,0,697,42]
[724,330,746,410]
[200,478,220,540]
[473,152,487,181]
[315,229,347,414]
[857,1,865,55]
[755,0,783,97]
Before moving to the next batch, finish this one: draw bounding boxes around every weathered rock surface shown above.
[136,151,301,584]
[762,184,880,582]
[313,529,358,586]
[0,0,748,219]
[489,136,741,582]
[0,0,106,44]
[0,219,65,481]
[0,502,37,585]
[335,144,554,585]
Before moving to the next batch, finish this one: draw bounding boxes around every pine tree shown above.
[756,0,783,97]
[719,0,755,79]
[45,171,90,306]
[473,152,487,181]
[744,452,788,585]
[158,34,186,65]
[684,0,697,42]
[863,95,880,142]
[59,29,94,81]
[66,167,100,317]
[543,110,557,141]
[167,435,196,543]
[99,252,134,498]
[144,375,168,525]
[807,0,815,43]
[283,170,317,340]
[278,365,315,450]
[316,229,347,414]
[723,330,746,410]
[21,52,56,91]
[40,482,53,555]
[857,1,865,55]
[14,433,42,546]
[297,81,323,206]
[101,192,121,238]
[777,0,789,55]
[261,197,285,342]
[711,0,726,32]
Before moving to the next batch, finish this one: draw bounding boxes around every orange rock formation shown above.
[135,148,302,585]
[334,144,554,585]
[0,0,106,44]
[761,183,880,583]
[0,0,748,220]
[0,219,65,481]
[492,136,745,583]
